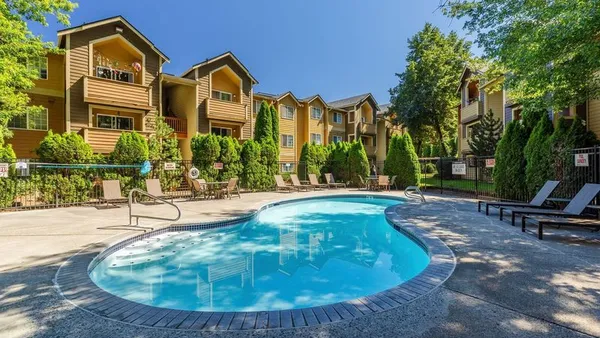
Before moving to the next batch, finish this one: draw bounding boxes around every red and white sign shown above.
[575,154,589,167]
[213,162,224,170]
[163,162,177,171]
[485,159,496,168]
[0,163,9,178]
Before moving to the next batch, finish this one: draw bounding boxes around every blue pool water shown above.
[89,196,430,312]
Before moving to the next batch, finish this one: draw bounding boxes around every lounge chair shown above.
[500,183,600,226]
[377,175,390,191]
[145,178,173,203]
[478,180,561,215]
[290,174,313,191]
[100,180,127,208]
[324,173,346,188]
[522,214,600,240]
[217,177,240,199]
[308,174,327,190]
[275,175,296,192]
[191,179,209,199]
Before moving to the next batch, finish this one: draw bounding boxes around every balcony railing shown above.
[84,75,153,110]
[461,101,483,123]
[164,116,187,138]
[360,122,377,135]
[206,98,247,123]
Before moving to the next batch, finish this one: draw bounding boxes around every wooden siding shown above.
[166,84,196,160]
[308,101,326,143]
[484,90,503,121]
[67,22,161,133]
[206,98,247,123]
[588,99,600,137]
[329,110,346,132]
[83,128,151,154]
[461,101,482,123]
[9,94,65,158]
[84,76,152,109]
[30,53,65,95]
[278,96,298,162]
[360,122,377,135]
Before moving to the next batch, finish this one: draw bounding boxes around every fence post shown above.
[475,157,479,198]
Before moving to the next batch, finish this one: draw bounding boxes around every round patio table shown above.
[204,181,228,199]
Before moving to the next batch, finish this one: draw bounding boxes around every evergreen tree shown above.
[524,115,554,195]
[494,121,528,200]
[254,101,272,143]
[240,140,267,190]
[191,134,220,181]
[270,104,280,147]
[397,134,421,187]
[298,142,310,180]
[467,109,503,156]
[383,135,402,178]
[329,142,350,182]
[111,132,149,164]
[218,136,243,181]
[347,141,369,186]
[522,107,549,136]
[148,117,182,161]
[260,139,278,187]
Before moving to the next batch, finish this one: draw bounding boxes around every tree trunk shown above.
[434,121,449,156]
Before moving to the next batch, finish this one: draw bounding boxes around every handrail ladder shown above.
[128,188,182,228]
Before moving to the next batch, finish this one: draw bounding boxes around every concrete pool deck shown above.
[1,190,599,337]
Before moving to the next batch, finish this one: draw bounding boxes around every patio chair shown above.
[290,174,312,191]
[308,174,328,190]
[275,175,296,192]
[216,177,240,199]
[145,178,173,203]
[191,179,209,199]
[521,214,600,240]
[378,175,390,191]
[100,180,127,208]
[499,183,600,226]
[358,176,369,191]
[324,173,346,189]
[390,175,398,190]
[478,180,560,215]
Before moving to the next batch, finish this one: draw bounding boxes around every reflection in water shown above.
[90,197,430,312]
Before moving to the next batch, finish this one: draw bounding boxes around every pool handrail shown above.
[128,188,181,228]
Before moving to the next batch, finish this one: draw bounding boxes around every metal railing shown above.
[128,188,181,227]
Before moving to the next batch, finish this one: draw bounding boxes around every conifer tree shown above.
[467,109,503,156]
[524,115,553,195]
[347,141,369,186]
[397,134,421,187]
[494,121,528,200]
[254,101,272,143]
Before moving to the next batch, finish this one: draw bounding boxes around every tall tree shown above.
[441,0,600,110]
[269,104,280,160]
[0,0,77,141]
[467,109,503,156]
[493,121,528,200]
[390,23,472,156]
[524,115,554,196]
[254,101,272,143]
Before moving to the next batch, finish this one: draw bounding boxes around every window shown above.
[281,134,294,148]
[348,134,355,142]
[348,111,355,123]
[333,112,342,124]
[28,57,48,80]
[96,66,134,83]
[332,135,343,143]
[281,163,295,173]
[254,100,262,115]
[8,108,48,130]
[310,133,322,145]
[97,114,133,130]
[211,127,233,137]
[310,107,322,119]
[281,105,294,119]
[212,90,233,102]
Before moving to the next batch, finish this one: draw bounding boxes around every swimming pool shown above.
[89,196,430,312]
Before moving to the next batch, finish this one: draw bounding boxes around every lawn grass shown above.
[421,176,495,192]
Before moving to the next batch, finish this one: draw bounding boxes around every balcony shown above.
[164,116,188,138]
[83,75,153,111]
[364,145,376,156]
[461,100,483,123]
[360,122,377,135]
[206,98,247,123]
[79,127,152,154]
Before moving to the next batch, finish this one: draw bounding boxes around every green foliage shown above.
[442,0,600,110]
[397,134,421,187]
[36,131,94,163]
[329,142,350,183]
[191,134,220,181]
[254,101,273,143]
[218,136,243,181]
[467,109,503,156]
[424,163,436,174]
[390,23,472,156]
[270,104,280,150]
[0,0,77,141]
[240,140,268,190]
[39,174,93,204]
[148,117,182,161]
[347,141,369,186]
[299,142,329,181]
[384,135,403,177]
[524,115,554,196]
[0,142,18,207]
[110,132,149,164]
[447,136,459,158]
[521,107,549,137]
[494,121,528,200]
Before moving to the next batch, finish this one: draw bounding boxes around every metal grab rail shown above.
[128,188,181,227]
[404,186,426,202]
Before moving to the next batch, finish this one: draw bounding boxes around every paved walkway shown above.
[0,190,599,338]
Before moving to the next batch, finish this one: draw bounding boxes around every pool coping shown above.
[54,194,456,331]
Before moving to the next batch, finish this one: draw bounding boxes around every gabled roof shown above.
[299,94,328,107]
[181,51,258,84]
[328,93,379,111]
[377,103,391,117]
[255,91,302,106]
[57,16,169,62]
[254,92,279,100]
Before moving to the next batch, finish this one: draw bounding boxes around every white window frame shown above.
[28,57,48,80]
[253,100,262,115]
[310,133,322,145]
[212,90,233,102]
[281,134,294,148]
[310,106,322,120]
[332,135,343,143]
[281,105,294,119]
[96,114,134,131]
[211,126,233,137]
[333,112,342,124]
[281,163,295,173]
[8,108,49,131]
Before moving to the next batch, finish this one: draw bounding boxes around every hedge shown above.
[240,139,268,190]
[347,141,369,186]
[37,131,94,163]
[494,121,528,200]
[111,131,149,164]
[524,115,553,195]
[191,133,221,181]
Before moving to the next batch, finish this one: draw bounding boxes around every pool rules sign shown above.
[575,154,589,167]
[452,162,467,175]
[0,163,8,178]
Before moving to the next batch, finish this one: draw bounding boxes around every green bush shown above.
[270,104,280,152]
[494,121,528,200]
[191,134,220,181]
[329,142,350,182]
[524,115,553,195]
[384,135,402,177]
[396,134,421,187]
[347,141,369,186]
[219,136,243,181]
[111,132,149,164]
[424,163,436,174]
[37,131,94,163]
[39,174,93,204]
[0,142,17,208]
[254,101,273,143]
[260,139,278,187]
[240,140,268,190]
[299,142,329,180]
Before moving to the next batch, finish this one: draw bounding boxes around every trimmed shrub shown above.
[424,163,436,174]
[0,142,17,208]
[522,107,548,136]
[111,132,149,164]
[219,136,243,181]
[191,134,221,181]
[494,121,528,200]
[254,101,273,143]
[347,141,369,186]
[270,104,280,149]
[299,142,329,181]
[329,142,350,182]
[37,131,94,163]
[240,140,268,190]
[397,133,421,187]
[39,174,93,204]
[524,115,553,195]
[148,117,182,162]
[384,135,402,177]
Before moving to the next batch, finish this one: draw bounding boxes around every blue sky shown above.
[29,0,472,105]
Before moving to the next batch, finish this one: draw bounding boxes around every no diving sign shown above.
[575,154,589,167]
